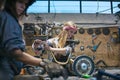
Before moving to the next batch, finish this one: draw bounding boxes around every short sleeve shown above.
[1,11,25,53]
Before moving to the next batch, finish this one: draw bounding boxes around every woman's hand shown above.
[32,39,51,51]
[33,39,43,49]
[44,42,51,51]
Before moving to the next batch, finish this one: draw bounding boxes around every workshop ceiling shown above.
[38,0,120,1]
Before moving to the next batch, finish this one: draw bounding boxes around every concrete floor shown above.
[14,68,120,80]
[42,68,120,80]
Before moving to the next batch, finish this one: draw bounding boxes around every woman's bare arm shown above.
[10,49,45,67]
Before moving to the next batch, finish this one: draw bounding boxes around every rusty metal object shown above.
[102,28,110,35]
[79,28,85,34]
[87,28,94,35]
[45,62,68,79]
[95,28,101,35]
[110,32,119,43]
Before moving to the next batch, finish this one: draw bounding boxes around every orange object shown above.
[20,68,25,75]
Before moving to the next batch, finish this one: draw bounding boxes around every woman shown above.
[32,21,78,62]
[0,0,62,80]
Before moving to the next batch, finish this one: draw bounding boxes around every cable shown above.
[97,0,100,13]
[51,0,56,22]
[97,6,118,13]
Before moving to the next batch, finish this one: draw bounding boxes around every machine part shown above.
[45,62,68,79]
[72,55,95,77]
[119,27,120,43]
[87,28,94,35]
[55,28,61,35]
[102,28,110,35]
[33,35,48,41]
[92,41,101,52]
[66,39,80,45]
[87,41,102,52]
[91,34,97,45]
[80,46,84,51]
[67,63,76,76]
[23,23,35,31]
[79,28,85,34]
[95,60,108,67]
[110,32,119,43]
[25,56,46,75]
[107,42,115,57]
[97,69,120,80]
[95,28,101,35]
[92,34,97,40]
[61,68,69,80]
[25,65,45,75]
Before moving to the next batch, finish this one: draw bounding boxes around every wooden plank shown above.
[25,27,120,67]
[74,27,120,67]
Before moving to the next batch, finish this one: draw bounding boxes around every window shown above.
[82,1,111,13]
[50,1,80,13]
[27,0,120,14]
[113,2,120,14]
[27,1,48,13]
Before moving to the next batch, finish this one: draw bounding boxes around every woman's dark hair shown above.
[4,0,36,18]
[25,0,36,16]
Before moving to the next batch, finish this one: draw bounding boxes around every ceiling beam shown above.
[37,0,120,1]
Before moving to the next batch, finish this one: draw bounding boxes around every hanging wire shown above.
[51,0,56,22]
[98,6,118,13]
[96,1,119,14]
[96,0,99,13]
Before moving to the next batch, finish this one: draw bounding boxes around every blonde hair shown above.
[64,21,76,27]
[56,21,76,48]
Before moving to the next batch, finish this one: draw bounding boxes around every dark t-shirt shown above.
[0,10,25,75]
[0,10,25,52]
